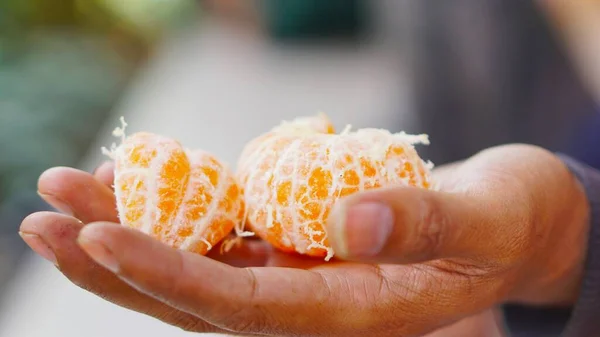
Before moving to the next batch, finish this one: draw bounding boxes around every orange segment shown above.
[106,121,242,256]
[308,167,332,200]
[237,114,433,261]
[154,147,190,241]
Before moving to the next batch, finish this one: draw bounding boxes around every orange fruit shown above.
[237,114,434,261]
[102,118,245,255]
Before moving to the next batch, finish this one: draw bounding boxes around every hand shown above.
[20,164,505,337]
[20,144,588,336]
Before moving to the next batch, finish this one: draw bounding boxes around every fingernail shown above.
[330,202,394,258]
[77,233,119,273]
[19,232,58,265]
[37,192,73,216]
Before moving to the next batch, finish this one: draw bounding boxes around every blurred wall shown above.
[404,0,598,165]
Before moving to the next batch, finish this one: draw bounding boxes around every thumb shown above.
[325,186,496,264]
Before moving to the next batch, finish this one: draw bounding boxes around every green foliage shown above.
[0,0,199,41]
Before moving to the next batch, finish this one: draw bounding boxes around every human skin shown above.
[19,144,588,336]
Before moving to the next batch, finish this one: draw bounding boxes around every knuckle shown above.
[168,251,193,300]
[220,269,270,334]
[413,195,447,259]
[244,268,259,304]
[347,270,418,335]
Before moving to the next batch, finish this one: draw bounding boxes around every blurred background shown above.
[1,1,600,336]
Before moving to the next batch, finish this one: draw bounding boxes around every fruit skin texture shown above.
[109,131,244,256]
[237,114,434,261]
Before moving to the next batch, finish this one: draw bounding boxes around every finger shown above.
[19,212,225,334]
[77,222,367,336]
[37,166,271,268]
[325,185,508,264]
[37,167,119,224]
[93,161,115,190]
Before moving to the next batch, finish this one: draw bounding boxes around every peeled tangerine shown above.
[102,118,246,255]
[237,113,434,261]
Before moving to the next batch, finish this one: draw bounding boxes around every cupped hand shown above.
[19,144,589,336]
